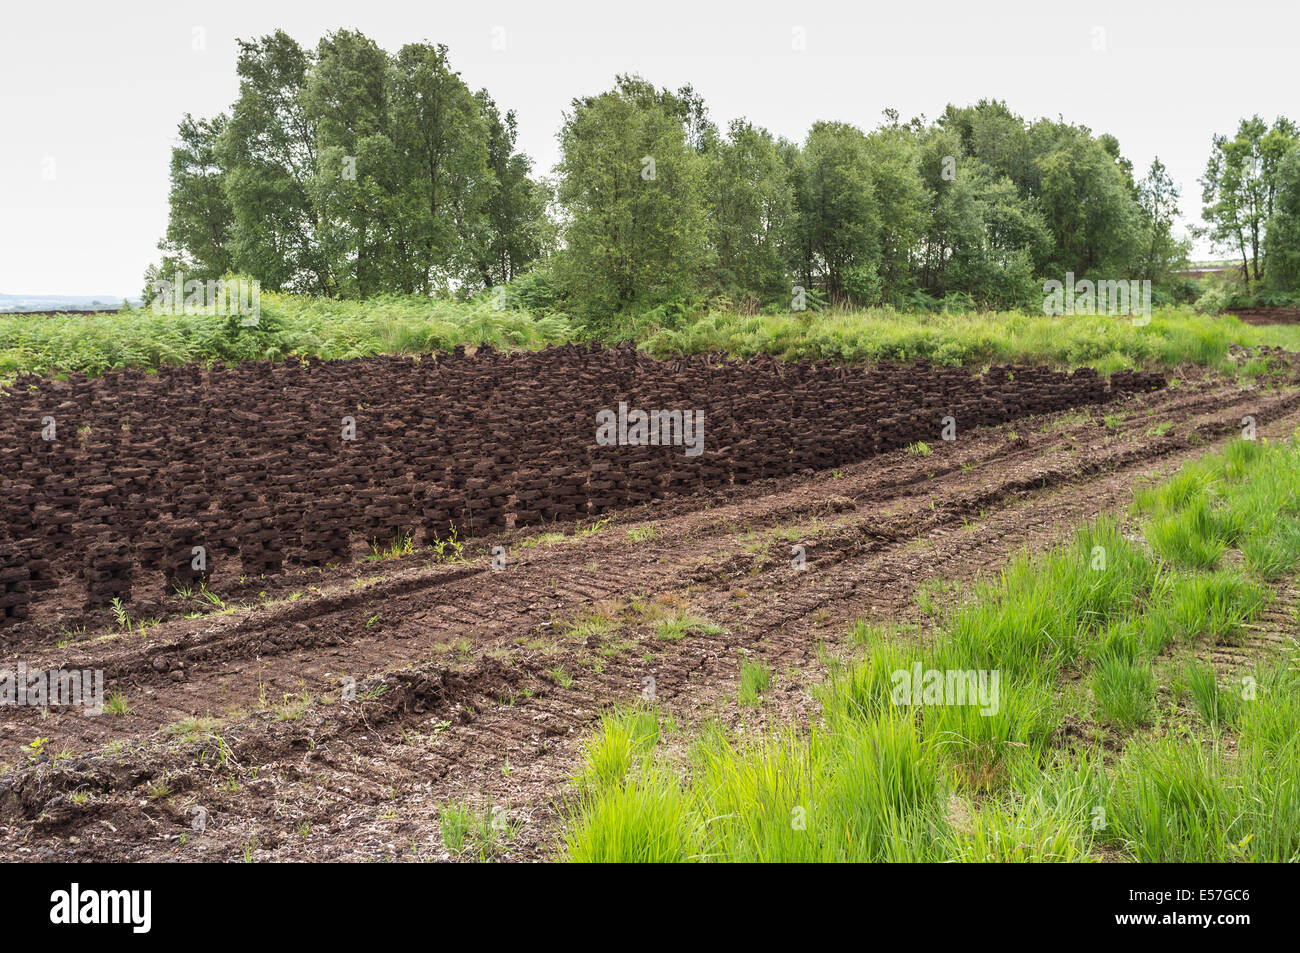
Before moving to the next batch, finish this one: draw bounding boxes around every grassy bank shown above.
[561,435,1300,862]
[0,294,574,379]
[636,307,1300,371]
[3,292,1300,380]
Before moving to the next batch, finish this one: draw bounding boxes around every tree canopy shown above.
[152,31,1300,320]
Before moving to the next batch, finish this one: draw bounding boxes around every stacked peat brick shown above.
[0,347,1166,620]
[0,536,31,627]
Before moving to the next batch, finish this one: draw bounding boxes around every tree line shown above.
[152,29,1300,322]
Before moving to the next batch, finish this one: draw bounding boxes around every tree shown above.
[1265,148,1300,292]
[790,121,881,303]
[864,115,930,301]
[919,143,1049,308]
[1031,121,1142,278]
[151,113,234,296]
[704,119,795,303]
[554,75,711,324]
[390,42,493,295]
[148,33,1189,318]
[467,93,551,291]
[672,83,715,154]
[303,29,397,298]
[151,31,550,300]
[216,31,332,294]
[940,100,1035,194]
[1201,115,1300,290]
[1134,157,1190,284]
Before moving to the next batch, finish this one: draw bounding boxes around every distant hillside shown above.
[0,293,142,313]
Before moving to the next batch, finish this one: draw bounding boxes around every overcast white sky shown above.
[1,0,1296,296]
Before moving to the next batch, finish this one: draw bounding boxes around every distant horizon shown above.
[0,293,137,300]
[0,292,142,312]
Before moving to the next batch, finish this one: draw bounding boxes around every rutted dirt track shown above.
[1,353,1298,861]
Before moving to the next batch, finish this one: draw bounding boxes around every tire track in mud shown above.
[4,370,1300,861]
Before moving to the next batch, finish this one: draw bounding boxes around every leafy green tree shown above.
[915,124,964,292]
[704,119,795,303]
[942,172,1045,309]
[672,83,715,154]
[864,114,930,300]
[150,113,234,298]
[468,93,552,291]
[148,33,1205,318]
[216,31,333,294]
[554,75,711,324]
[1135,157,1190,284]
[790,121,882,303]
[1201,115,1300,290]
[1265,148,1300,292]
[303,29,397,298]
[1031,121,1142,278]
[919,141,1049,308]
[390,42,493,295]
[939,100,1035,194]
[152,31,549,301]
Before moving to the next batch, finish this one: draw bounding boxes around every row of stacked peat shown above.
[0,345,1164,623]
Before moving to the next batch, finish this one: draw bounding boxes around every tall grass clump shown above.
[1177,661,1239,730]
[946,755,1104,862]
[563,706,701,862]
[574,707,663,791]
[1147,570,1265,648]
[926,675,1058,791]
[946,517,1155,681]
[1099,735,1239,862]
[1089,654,1156,729]
[737,657,772,707]
[563,764,700,863]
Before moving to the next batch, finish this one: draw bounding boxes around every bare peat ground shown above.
[2,360,1299,862]
[1230,307,1300,325]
